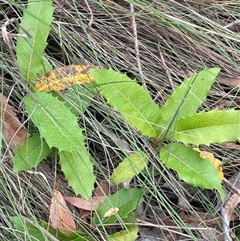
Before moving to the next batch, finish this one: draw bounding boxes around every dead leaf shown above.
[94,180,110,197]
[49,190,76,234]
[221,77,240,87]
[64,196,105,211]
[35,64,96,92]
[222,142,240,151]
[224,193,240,221]
[79,180,111,218]
[0,93,30,151]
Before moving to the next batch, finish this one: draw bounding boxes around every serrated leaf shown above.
[92,68,161,138]
[24,92,84,152]
[160,143,225,200]
[59,150,95,200]
[175,109,240,145]
[110,152,148,184]
[16,0,54,81]
[13,133,50,172]
[159,68,220,138]
[109,227,139,241]
[93,187,146,225]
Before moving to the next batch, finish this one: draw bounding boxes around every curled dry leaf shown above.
[0,93,30,151]
[64,196,105,211]
[35,64,96,92]
[49,190,76,234]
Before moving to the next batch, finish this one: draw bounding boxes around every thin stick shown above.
[130,4,146,89]
[223,178,240,197]
[221,206,233,241]
[157,36,175,90]
[84,0,94,29]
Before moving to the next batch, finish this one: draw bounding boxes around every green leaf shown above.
[24,92,84,152]
[92,68,161,138]
[16,0,54,81]
[11,216,92,241]
[13,133,50,172]
[158,68,220,138]
[160,143,225,200]
[59,150,95,200]
[93,187,146,225]
[11,216,51,241]
[59,83,97,116]
[108,227,139,241]
[110,152,148,184]
[175,109,240,145]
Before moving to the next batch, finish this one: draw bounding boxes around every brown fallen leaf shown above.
[222,142,240,151]
[0,93,30,151]
[221,77,240,87]
[94,180,111,197]
[224,193,240,222]
[49,190,76,234]
[64,196,105,211]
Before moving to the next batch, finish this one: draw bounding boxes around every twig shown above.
[1,17,31,74]
[223,178,240,197]
[130,3,146,89]
[84,0,94,29]
[221,206,233,241]
[157,36,175,90]
[224,20,240,30]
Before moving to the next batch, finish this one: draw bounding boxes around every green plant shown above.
[91,67,239,201]
[9,0,240,239]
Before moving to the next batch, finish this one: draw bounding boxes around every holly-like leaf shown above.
[160,143,225,200]
[158,68,220,138]
[110,152,148,184]
[13,133,50,172]
[92,68,162,138]
[108,227,139,241]
[24,92,84,152]
[175,109,240,145]
[93,187,146,225]
[16,0,54,81]
[59,150,95,200]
